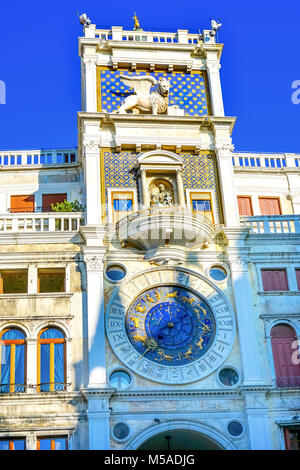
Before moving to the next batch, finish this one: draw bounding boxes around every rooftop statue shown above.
[114,75,170,115]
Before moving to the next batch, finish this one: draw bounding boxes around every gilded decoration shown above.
[97,68,209,116]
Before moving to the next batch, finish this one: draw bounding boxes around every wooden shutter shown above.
[42,193,67,212]
[10,195,34,213]
[261,269,288,291]
[259,197,281,215]
[237,196,253,216]
[271,325,300,387]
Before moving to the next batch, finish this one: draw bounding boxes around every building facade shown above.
[0,19,299,451]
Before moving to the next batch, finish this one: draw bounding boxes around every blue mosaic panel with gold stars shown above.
[98,69,209,117]
[125,285,216,366]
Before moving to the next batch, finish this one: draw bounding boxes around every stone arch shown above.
[126,419,237,450]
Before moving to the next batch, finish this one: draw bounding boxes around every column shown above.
[26,339,37,393]
[82,248,113,450]
[206,53,224,116]
[83,250,107,387]
[83,139,102,226]
[242,389,272,450]
[140,169,149,207]
[176,169,185,206]
[82,55,97,112]
[225,242,263,385]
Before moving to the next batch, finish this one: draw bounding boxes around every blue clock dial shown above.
[125,286,216,366]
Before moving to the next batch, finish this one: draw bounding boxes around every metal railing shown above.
[241,215,300,234]
[0,383,71,393]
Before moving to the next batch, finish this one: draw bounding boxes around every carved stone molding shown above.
[206,61,221,74]
[83,56,98,70]
[215,142,235,153]
[228,255,249,272]
[83,139,101,154]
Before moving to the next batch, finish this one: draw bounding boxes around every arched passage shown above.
[127,421,236,451]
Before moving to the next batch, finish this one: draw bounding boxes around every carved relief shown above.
[149,179,174,207]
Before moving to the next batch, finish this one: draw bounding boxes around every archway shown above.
[137,429,222,450]
[127,420,236,450]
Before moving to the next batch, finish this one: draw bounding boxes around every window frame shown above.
[107,188,137,224]
[258,196,281,215]
[37,327,66,392]
[0,437,26,450]
[37,268,66,293]
[261,268,289,292]
[0,269,28,294]
[36,435,68,450]
[187,190,215,223]
[237,195,253,216]
[0,328,27,393]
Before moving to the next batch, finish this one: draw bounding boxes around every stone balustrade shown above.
[0,212,84,233]
[241,215,300,234]
[0,149,77,168]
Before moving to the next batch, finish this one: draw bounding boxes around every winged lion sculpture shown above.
[114,75,170,115]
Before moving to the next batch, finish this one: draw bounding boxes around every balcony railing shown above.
[241,215,300,234]
[0,149,77,168]
[0,383,71,393]
[0,212,84,233]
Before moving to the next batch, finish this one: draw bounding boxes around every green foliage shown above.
[51,199,85,212]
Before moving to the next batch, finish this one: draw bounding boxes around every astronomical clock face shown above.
[125,286,215,367]
[106,268,236,384]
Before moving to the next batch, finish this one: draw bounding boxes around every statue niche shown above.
[149,179,174,207]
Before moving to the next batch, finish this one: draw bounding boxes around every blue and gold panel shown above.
[97,68,210,117]
[125,286,216,366]
[102,150,222,222]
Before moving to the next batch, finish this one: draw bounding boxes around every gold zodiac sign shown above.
[196,336,204,350]
[137,336,158,362]
[136,303,146,313]
[145,293,155,303]
[181,296,195,304]
[154,289,162,301]
[183,345,193,360]
[130,316,144,330]
[165,290,178,300]
[199,305,207,316]
[199,321,211,333]
[132,332,146,343]
[157,349,174,362]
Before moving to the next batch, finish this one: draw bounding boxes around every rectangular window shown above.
[261,269,288,291]
[237,196,253,216]
[0,439,26,450]
[190,192,214,223]
[37,269,65,293]
[259,197,281,215]
[284,428,300,450]
[10,195,35,213]
[111,191,134,224]
[42,193,67,212]
[0,270,28,294]
[37,436,68,450]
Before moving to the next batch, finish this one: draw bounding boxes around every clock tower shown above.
[78,18,271,451]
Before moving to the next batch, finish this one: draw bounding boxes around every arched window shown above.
[271,324,300,387]
[37,327,66,392]
[0,328,26,393]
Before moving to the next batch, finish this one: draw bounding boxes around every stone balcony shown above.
[113,205,220,250]
[0,212,84,244]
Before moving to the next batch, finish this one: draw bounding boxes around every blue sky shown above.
[0,0,299,153]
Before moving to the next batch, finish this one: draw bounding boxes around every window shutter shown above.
[10,195,35,213]
[42,194,67,212]
[237,196,253,216]
[271,325,300,387]
[261,269,288,291]
[259,197,281,215]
